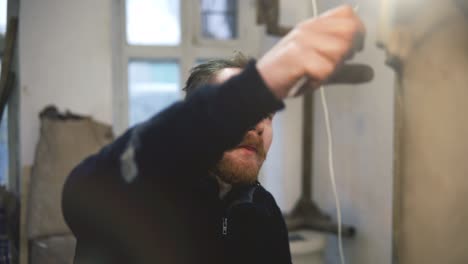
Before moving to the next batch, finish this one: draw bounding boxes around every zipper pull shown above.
[222,217,228,236]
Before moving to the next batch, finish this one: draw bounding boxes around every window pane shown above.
[0,107,8,185]
[128,60,180,126]
[0,0,6,34]
[0,52,6,185]
[201,0,237,40]
[126,0,181,46]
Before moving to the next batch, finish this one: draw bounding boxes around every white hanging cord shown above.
[320,87,346,264]
[310,1,346,264]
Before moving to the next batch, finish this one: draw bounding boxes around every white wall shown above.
[262,1,394,264]
[312,1,394,263]
[19,0,113,166]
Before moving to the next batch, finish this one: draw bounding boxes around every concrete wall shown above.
[19,0,113,166]
[381,1,468,263]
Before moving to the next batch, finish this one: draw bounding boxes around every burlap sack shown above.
[27,106,113,239]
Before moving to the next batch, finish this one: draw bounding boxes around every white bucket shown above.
[289,230,326,264]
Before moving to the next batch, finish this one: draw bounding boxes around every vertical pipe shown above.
[302,91,314,200]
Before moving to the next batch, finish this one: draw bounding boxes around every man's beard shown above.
[212,133,267,185]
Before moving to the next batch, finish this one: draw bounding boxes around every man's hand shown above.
[257,5,366,99]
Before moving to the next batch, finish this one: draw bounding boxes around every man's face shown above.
[212,67,274,185]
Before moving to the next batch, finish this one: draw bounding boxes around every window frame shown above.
[112,0,262,135]
[0,0,19,192]
[194,0,240,46]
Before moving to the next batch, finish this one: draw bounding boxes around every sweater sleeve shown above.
[77,61,284,181]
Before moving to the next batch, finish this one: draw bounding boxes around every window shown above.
[128,60,180,126]
[0,0,9,186]
[113,0,261,134]
[201,0,237,40]
[126,0,181,46]
[0,108,7,185]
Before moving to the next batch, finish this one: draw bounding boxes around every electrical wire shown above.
[310,1,346,264]
[320,87,346,264]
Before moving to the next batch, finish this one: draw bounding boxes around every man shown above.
[62,5,364,264]
[183,54,291,264]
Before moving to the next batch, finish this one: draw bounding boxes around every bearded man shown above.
[182,54,290,264]
[62,5,364,264]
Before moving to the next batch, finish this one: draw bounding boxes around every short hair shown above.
[183,52,250,98]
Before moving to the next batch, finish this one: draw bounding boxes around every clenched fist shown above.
[257,5,366,99]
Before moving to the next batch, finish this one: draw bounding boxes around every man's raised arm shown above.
[69,5,364,181]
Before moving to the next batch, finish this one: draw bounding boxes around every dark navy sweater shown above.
[62,61,292,264]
